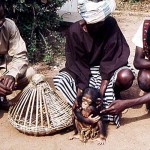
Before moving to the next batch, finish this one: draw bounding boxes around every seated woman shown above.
[53,0,135,126]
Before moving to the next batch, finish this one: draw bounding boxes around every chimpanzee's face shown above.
[82,94,92,109]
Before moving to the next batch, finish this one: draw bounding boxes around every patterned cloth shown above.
[143,20,150,59]
[53,65,135,127]
[78,0,116,24]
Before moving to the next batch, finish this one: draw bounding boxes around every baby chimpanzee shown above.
[71,87,106,144]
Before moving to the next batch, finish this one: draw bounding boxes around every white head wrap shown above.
[78,0,116,24]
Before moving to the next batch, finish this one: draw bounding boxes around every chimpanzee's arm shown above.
[73,100,99,125]
[97,120,107,139]
[72,100,79,134]
[74,109,97,125]
[72,99,90,124]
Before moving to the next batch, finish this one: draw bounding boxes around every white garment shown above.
[132,21,144,48]
[78,0,116,24]
[0,18,28,79]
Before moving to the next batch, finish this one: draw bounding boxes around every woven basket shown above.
[8,74,73,136]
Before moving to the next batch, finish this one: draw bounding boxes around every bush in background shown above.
[4,0,66,63]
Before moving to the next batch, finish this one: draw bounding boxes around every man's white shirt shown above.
[132,21,144,48]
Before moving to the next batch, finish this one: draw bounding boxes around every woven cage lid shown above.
[8,74,73,136]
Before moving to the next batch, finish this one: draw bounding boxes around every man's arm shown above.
[100,93,150,115]
[5,21,28,81]
[99,80,109,98]
[134,46,150,69]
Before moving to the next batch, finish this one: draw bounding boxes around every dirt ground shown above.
[1,12,150,150]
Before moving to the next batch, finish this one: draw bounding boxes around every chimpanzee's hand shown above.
[88,114,100,124]
[0,75,15,92]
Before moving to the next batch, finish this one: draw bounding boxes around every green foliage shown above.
[3,0,66,63]
[121,0,141,2]
[128,0,140,3]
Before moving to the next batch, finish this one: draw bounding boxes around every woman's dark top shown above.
[61,16,130,90]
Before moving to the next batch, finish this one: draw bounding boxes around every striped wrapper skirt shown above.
[53,65,135,127]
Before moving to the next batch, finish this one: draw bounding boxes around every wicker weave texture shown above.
[8,74,73,136]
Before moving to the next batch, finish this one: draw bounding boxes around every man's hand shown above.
[0,75,15,95]
[100,100,127,115]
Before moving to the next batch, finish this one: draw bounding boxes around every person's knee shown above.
[25,66,37,81]
[16,67,36,90]
[115,69,135,90]
[138,70,150,92]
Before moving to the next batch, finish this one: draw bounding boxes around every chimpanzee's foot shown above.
[94,138,106,145]
[69,134,80,140]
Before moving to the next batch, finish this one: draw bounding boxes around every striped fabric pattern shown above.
[78,0,116,24]
[53,65,135,127]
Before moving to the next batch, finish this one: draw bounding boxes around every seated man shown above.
[101,19,150,115]
[0,2,35,109]
[53,0,135,127]
[132,20,150,110]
